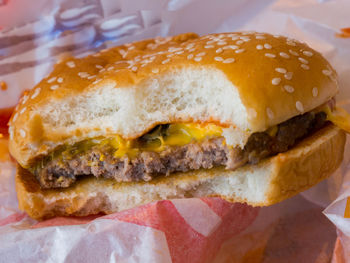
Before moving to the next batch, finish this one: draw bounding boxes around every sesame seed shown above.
[298,57,309,64]
[264,43,272,49]
[286,40,296,46]
[166,54,174,58]
[188,48,196,52]
[146,43,156,50]
[235,49,245,54]
[194,57,202,62]
[301,64,310,70]
[78,72,90,78]
[322,69,332,76]
[265,53,276,58]
[175,50,184,55]
[223,58,235,63]
[228,33,238,38]
[19,107,26,115]
[216,48,223,54]
[240,36,250,42]
[187,54,194,59]
[284,72,293,80]
[57,77,63,83]
[47,77,56,83]
[186,43,195,49]
[50,85,59,90]
[275,68,287,74]
[66,61,75,68]
[19,129,26,138]
[272,77,281,85]
[303,51,313,57]
[231,36,239,41]
[9,127,13,140]
[217,41,227,45]
[267,108,274,119]
[284,85,294,93]
[196,52,206,57]
[206,40,215,45]
[31,88,41,99]
[95,65,103,69]
[312,87,318,97]
[162,59,170,64]
[256,45,263,50]
[289,49,299,56]
[107,66,114,71]
[248,108,257,118]
[13,113,18,122]
[214,57,223,61]
[223,45,238,50]
[168,47,182,52]
[131,66,138,72]
[152,68,159,74]
[204,45,214,49]
[118,49,127,58]
[22,95,28,104]
[296,101,304,112]
[279,52,290,59]
[236,40,244,45]
[92,79,102,85]
[256,35,265,39]
[115,60,126,65]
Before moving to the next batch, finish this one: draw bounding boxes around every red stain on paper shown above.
[335,27,350,38]
[104,199,259,263]
[0,0,9,5]
[0,212,27,227]
[0,81,7,91]
[332,238,346,263]
[32,214,102,228]
[0,107,13,135]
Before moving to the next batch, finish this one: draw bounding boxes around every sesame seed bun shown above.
[9,32,338,167]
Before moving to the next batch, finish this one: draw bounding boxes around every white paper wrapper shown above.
[1,0,350,262]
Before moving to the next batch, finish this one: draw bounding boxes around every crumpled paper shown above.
[0,0,350,262]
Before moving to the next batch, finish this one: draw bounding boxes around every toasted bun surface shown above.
[16,124,345,220]
[9,32,338,167]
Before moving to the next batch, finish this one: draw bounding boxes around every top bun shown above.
[9,32,338,167]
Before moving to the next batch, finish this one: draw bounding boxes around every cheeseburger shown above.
[9,32,349,219]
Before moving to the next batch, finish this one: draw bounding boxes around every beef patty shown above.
[33,111,327,189]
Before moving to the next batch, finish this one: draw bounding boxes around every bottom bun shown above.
[16,124,345,220]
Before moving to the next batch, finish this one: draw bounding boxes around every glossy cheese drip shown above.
[325,106,350,133]
[100,123,223,158]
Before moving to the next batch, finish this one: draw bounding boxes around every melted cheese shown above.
[325,106,350,133]
[108,123,223,158]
